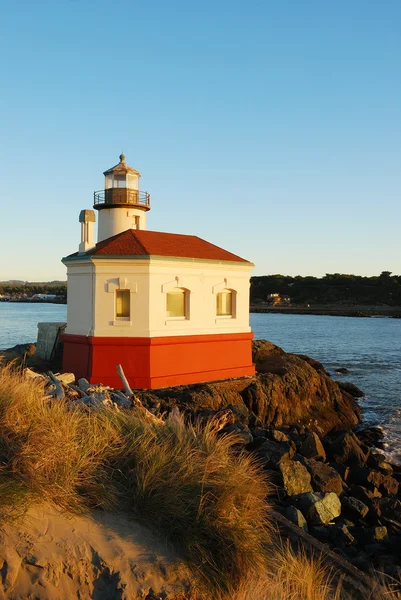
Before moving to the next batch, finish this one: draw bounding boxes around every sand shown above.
[0,505,194,599]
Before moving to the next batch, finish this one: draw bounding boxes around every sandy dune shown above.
[0,505,193,599]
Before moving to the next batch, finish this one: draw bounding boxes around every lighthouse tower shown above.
[95,153,150,241]
[62,155,255,389]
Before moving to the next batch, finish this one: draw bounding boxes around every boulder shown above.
[348,467,399,496]
[306,459,343,496]
[136,340,361,435]
[349,485,380,507]
[369,526,388,542]
[337,381,365,398]
[252,340,285,363]
[219,423,253,445]
[330,462,350,481]
[335,367,350,374]
[330,524,355,546]
[279,460,313,496]
[298,429,326,461]
[257,439,295,469]
[355,426,384,447]
[367,453,392,471]
[309,526,331,543]
[325,432,369,466]
[370,498,401,521]
[0,343,36,364]
[285,506,308,532]
[266,429,290,443]
[341,496,369,520]
[298,492,341,525]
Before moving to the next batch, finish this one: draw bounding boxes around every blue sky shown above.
[0,0,400,280]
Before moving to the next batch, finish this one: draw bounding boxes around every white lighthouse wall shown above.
[86,258,252,338]
[64,257,253,339]
[97,207,147,242]
[65,261,95,336]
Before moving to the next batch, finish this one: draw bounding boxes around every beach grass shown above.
[1,363,399,600]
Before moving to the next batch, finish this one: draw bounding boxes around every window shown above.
[166,288,187,318]
[216,290,234,316]
[116,289,130,318]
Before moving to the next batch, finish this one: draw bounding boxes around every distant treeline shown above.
[3,274,401,306]
[0,282,67,296]
[251,272,401,306]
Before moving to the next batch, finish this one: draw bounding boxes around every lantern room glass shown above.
[104,173,138,190]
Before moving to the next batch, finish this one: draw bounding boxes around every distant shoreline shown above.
[250,305,401,318]
[0,299,66,305]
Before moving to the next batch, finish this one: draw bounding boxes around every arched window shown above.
[216,289,235,317]
[166,288,188,318]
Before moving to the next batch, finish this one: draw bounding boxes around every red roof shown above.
[81,229,250,263]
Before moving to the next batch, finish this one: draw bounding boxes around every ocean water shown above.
[251,313,401,463]
[0,304,400,461]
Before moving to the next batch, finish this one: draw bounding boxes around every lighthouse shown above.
[62,155,255,389]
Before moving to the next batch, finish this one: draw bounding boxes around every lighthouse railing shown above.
[93,189,151,208]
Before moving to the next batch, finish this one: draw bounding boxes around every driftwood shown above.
[22,365,164,422]
[48,372,65,401]
[116,364,163,424]
[116,364,134,396]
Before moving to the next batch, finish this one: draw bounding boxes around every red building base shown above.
[61,332,255,389]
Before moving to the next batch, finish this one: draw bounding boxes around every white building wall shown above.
[64,256,253,339]
[97,207,147,242]
[65,261,95,336]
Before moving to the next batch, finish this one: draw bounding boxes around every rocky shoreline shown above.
[1,338,401,582]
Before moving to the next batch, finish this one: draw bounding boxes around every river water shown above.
[1,304,400,461]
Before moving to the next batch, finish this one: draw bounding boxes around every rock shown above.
[285,506,308,532]
[369,526,388,542]
[330,524,355,545]
[306,460,343,496]
[139,340,361,435]
[325,432,369,466]
[335,367,350,374]
[252,339,285,363]
[309,526,331,543]
[294,355,329,375]
[53,372,75,385]
[367,452,392,471]
[257,439,295,469]
[252,427,268,438]
[348,467,399,496]
[246,437,267,452]
[337,381,365,398]
[370,498,401,521]
[299,492,341,525]
[341,496,369,520]
[298,429,326,461]
[0,343,36,364]
[349,485,379,506]
[266,429,290,443]
[355,427,385,447]
[279,460,313,496]
[219,423,253,445]
[330,462,350,481]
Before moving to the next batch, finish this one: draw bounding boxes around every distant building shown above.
[31,294,57,301]
[266,293,291,306]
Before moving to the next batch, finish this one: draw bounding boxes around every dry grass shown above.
[0,364,270,597]
[232,543,343,600]
[1,364,399,600]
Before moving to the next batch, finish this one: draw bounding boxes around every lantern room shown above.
[94,153,150,211]
[94,154,151,242]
